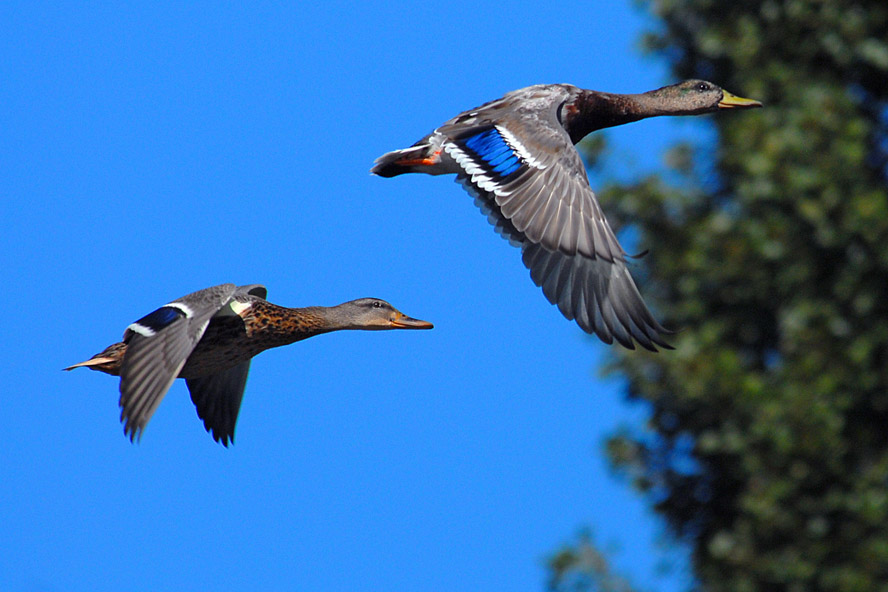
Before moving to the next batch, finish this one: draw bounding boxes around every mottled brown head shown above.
[331,298,434,331]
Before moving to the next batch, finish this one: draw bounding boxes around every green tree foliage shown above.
[548,532,639,592]
[550,1,888,590]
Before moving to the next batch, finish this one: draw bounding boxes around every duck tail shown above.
[371,144,436,178]
[64,342,126,375]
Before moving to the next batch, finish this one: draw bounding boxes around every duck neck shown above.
[565,91,666,144]
[250,303,344,348]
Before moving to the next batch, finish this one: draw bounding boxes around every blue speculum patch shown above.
[464,128,522,177]
[136,306,185,331]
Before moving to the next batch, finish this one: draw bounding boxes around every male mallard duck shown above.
[65,283,433,445]
[372,80,761,351]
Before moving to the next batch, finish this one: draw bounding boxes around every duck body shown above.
[373,80,761,351]
[76,285,305,378]
[66,283,433,445]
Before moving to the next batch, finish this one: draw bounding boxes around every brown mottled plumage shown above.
[66,284,433,446]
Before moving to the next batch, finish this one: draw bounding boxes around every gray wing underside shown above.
[463,180,672,351]
[521,244,672,351]
[118,283,239,441]
[187,361,251,447]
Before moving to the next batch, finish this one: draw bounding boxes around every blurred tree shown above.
[549,0,888,590]
[548,532,639,592]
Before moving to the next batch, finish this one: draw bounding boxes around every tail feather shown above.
[64,356,117,371]
[64,342,127,375]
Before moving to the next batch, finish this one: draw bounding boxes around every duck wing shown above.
[118,283,239,441]
[186,361,251,447]
[466,184,672,351]
[185,284,267,446]
[439,94,624,263]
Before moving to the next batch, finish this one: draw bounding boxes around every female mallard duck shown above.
[65,283,433,446]
[372,80,761,351]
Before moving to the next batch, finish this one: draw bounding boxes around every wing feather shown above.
[444,110,624,264]
[187,360,251,447]
[118,284,238,441]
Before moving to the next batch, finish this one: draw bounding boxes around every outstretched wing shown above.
[118,283,239,441]
[465,182,672,351]
[520,243,672,351]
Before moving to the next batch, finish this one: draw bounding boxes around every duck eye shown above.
[697,82,709,92]
[372,301,382,309]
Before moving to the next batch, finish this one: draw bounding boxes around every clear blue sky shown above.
[0,3,703,591]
